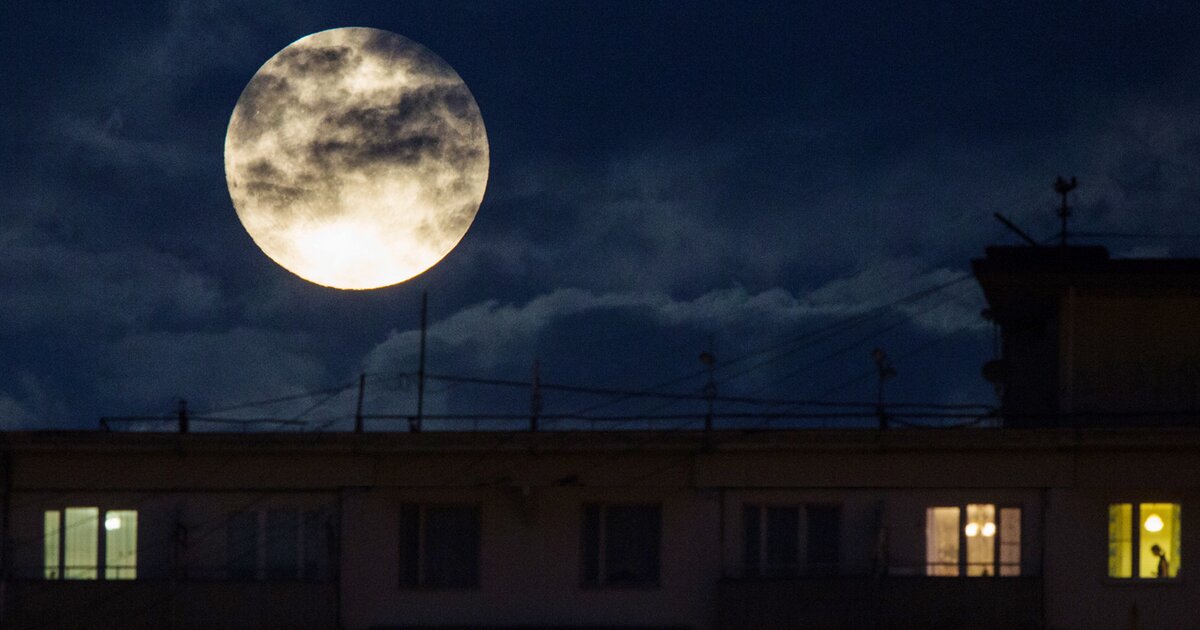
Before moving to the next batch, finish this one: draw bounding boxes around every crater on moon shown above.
[225,27,489,290]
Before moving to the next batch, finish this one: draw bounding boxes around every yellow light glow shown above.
[1145,514,1164,533]
[104,516,121,531]
[964,522,979,537]
[982,522,996,537]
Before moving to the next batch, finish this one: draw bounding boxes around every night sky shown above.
[4,1,1200,430]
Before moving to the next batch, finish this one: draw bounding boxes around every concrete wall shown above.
[3,431,1200,629]
[1064,295,1200,416]
[341,486,721,630]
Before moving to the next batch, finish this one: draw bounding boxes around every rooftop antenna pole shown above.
[871,349,896,430]
[354,373,366,434]
[530,359,542,432]
[1055,176,1078,248]
[177,399,189,434]
[700,335,717,433]
[416,290,428,433]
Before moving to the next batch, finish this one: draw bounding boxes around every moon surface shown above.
[225,27,489,289]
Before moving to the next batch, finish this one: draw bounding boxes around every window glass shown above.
[603,505,660,586]
[1108,502,1180,580]
[765,507,799,576]
[806,505,840,575]
[582,503,661,586]
[1139,503,1180,579]
[999,508,1021,576]
[266,510,299,579]
[398,505,421,586]
[64,507,99,579]
[43,511,61,580]
[925,507,959,576]
[1108,503,1133,578]
[965,504,996,576]
[302,510,324,580]
[424,505,480,587]
[741,506,761,577]
[104,510,137,580]
[227,511,259,579]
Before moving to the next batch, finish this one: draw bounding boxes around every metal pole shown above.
[530,360,542,432]
[416,290,428,432]
[354,373,366,433]
[178,399,189,434]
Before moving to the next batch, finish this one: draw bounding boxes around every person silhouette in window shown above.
[1151,544,1170,578]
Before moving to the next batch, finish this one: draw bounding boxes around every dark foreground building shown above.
[1,244,1198,630]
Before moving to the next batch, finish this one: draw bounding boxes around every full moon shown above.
[224,28,489,289]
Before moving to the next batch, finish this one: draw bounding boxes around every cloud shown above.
[0,394,38,429]
[363,259,984,375]
[0,231,222,331]
[0,373,71,429]
[97,327,327,415]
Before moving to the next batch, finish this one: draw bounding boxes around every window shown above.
[581,503,660,587]
[43,508,138,580]
[399,504,481,588]
[925,504,1020,577]
[1108,502,1181,579]
[227,511,259,579]
[743,504,840,577]
[226,509,328,580]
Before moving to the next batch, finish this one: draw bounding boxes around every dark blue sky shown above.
[4,1,1200,430]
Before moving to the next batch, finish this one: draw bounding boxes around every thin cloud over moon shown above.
[225,27,489,290]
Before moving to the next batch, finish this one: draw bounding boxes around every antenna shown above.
[871,348,896,430]
[530,359,542,432]
[415,290,428,432]
[699,337,716,432]
[1054,176,1078,248]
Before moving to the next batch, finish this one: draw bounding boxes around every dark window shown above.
[743,503,841,577]
[742,506,761,577]
[227,511,258,579]
[266,510,299,579]
[302,510,325,580]
[581,503,661,587]
[228,509,329,581]
[398,504,481,588]
[806,505,841,575]
[766,507,799,576]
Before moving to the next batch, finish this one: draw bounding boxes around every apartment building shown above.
[0,244,1196,630]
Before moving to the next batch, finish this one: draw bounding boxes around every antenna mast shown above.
[415,290,428,432]
[1054,176,1078,248]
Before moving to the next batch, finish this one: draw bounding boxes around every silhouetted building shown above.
[0,244,1197,630]
[975,245,1200,427]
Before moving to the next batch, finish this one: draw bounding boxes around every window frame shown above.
[397,502,482,590]
[43,506,139,581]
[1106,501,1182,582]
[225,508,330,582]
[924,503,1022,578]
[741,502,841,578]
[580,502,662,589]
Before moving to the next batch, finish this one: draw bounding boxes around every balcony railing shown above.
[718,571,1043,630]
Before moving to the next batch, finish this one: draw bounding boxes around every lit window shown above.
[581,503,660,587]
[43,508,137,580]
[399,504,481,588]
[743,504,841,577]
[104,510,137,579]
[925,504,1021,577]
[1108,502,1181,579]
